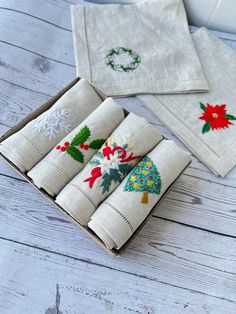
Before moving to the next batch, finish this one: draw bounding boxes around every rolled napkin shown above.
[88,140,191,250]
[56,113,163,225]
[71,0,209,96]
[0,79,102,172]
[28,98,125,196]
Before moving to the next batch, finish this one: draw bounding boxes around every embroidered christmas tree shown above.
[124,156,161,204]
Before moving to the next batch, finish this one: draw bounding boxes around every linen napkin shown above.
[89,140,191,250]
[0,79,102,172]
[71,0,209,96]
[56,113,163,225]
[139,28,236,177]
[28,98,125,196]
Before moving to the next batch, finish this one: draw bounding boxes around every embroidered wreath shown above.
[199,102,236,133]
[104,47,141,72]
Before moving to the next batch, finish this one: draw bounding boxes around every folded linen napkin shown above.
[71,0,209,96]
[89,140,191,250]
[28,98,125,196]
[139,28,236,177]
[0,79,102,172]
[56,113,163,225]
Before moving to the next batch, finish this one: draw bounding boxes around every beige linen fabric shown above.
[28,98,125,196]
[71,0,209,96]
[139,28,236,177]
[56,113,163,225]
[0,79,102,172]
[89,140,191,250]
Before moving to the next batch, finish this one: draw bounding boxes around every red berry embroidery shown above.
[64,141,70,147]
[84,144,89,150]
[56,145,61,150]
[140,179,143,182]
[149,176,153,179]
[80,143,84,148]
[61,146,66,152]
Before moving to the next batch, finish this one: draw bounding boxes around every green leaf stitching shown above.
[202,122,211,134]
[89,139,105,149]
[225,114,236,120]
[71,125,91,146]
[109,169,122,183]
[119,163,133,175]
[100,173,112,194]
[200,102,206,111]
[66,146,84,163]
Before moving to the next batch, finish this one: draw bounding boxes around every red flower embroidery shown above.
[84,141,140,193]
[199,103,236,133]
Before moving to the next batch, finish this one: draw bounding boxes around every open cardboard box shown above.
[0,77,191,256]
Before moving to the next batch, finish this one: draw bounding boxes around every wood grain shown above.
[1,240,235,314]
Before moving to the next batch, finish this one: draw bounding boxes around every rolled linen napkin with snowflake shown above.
[28,98,125,196]
[56,113,163,225]
[0,79,102,172]
[88,140,191,250]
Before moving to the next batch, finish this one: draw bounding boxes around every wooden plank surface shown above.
[0,0,236,313]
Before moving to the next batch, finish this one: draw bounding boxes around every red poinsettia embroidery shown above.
[199,102,236,133]
[84,141,140,194]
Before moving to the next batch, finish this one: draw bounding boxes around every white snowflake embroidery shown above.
[34,109,71,140]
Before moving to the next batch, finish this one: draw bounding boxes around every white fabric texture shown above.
[28,98,125,196]
[89,140,191,250]
[139,28,236,177]
[71,0,209,96]
[0,79,102,172]
[56,113,163,225]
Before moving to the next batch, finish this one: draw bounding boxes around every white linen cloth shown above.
[0,79,102,172]
[89,140,191,250]
[28,98,125,196]
[139,28,236,177]
[56,113,163,225]
[71,0,209,96]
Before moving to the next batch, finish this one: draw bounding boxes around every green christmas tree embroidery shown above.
[124,156,161,204]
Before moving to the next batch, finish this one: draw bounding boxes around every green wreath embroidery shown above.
[104,47,141,72]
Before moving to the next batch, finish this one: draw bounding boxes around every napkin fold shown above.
[89,140,191,250]
[56,113,163,225]
[28,98,125,196]
[71,0,209,96]
[139,28,236,177]
[0,79,102,172]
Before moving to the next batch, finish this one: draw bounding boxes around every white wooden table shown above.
[0,1,236,313]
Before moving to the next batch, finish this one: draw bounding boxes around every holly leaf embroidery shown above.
[119,163,133,175]
[89,139,105,149]
[225,114,236,120]
[109,169,122,183]
[202,122,211,134]
[66,146,84,163]
[200,102,206,111]
[100,173,113,194]
[71,125,91,146]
